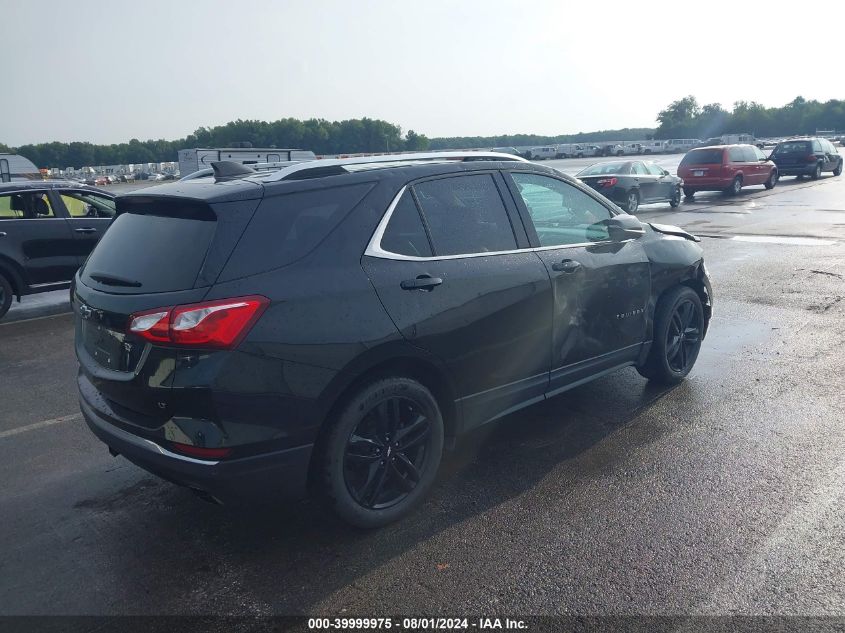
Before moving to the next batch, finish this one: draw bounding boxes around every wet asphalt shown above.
[1,155,844,618]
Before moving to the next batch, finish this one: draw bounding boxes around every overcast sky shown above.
[2,0,843,146]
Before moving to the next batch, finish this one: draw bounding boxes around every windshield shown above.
[578,162,631,176]
[680,149,724,165]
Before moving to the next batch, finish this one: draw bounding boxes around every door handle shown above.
[74,227,98,234]
[552,259,582,273]
[401,275,443,291]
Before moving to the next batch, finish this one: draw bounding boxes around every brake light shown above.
[128,296,269,349]
[596,177,618,187]
[170,442,232,459]
[806,154,818,163]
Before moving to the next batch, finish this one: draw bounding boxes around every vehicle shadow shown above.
[79,368,679,614]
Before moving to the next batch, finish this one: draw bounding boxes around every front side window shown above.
[379,190,433,257]
[754,147,767,161]
[60,191,115,218]
[631,162,648,176]
[511,173,613,247]
[0,192,54,219]
[412,174,517,256]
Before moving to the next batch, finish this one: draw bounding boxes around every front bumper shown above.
[79,382,313,504]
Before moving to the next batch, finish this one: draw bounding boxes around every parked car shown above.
[94,176,108,186]
[640,141,666,155]
[598,144,625,157]
[677,145,778,198]
[576,160,683,213]
[73,152,712,527]
[664,139,702,153]
[0,181,115,319]
[769,138,843,180]
[528,146,557,160]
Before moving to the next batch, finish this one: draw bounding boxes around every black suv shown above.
[0,181,115,319]
[74,153,712,527]
[770,137,843,179]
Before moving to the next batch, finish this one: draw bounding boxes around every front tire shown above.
[637,286,704,385]
[318,377,444,528]
[0,274,12,320]
[834,161,842,177]
[624,190,639,213]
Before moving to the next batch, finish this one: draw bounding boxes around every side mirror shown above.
[607,214,645,241]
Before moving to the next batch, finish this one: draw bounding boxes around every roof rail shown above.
[257,151,528,182]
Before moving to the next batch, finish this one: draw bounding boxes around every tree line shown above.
[656,96,845,140]
[4,96,845,169]
[1,118,430,169]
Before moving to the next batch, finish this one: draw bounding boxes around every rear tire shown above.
[0,274,12,320]
[318,377,444,528]
[683,187,695,199]
[669,187,682,208]
[624,190,639,213]
[764,170,778,189]
[725,175,742,195]
[811,163,822,180]
[637,286,704,385]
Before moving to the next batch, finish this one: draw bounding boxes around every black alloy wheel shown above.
[343,396,432,510]
[320,377,444,527]
[637,286,704,385]
[664,298,703,374]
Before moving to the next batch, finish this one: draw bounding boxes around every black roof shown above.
[0,180,113,196]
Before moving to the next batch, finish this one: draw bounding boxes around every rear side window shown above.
[379,191,433,257]
[741,147,758,162]
[412,174,516,256]
[680,149,724,165]
[222,182,375,278]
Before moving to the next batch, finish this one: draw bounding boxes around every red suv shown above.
[678,144,778,199]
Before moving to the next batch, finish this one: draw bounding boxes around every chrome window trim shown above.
[363,184,621,262]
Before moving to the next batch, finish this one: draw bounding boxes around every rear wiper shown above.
[89,273,142,288]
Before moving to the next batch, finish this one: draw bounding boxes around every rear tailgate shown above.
[75,191,262,425]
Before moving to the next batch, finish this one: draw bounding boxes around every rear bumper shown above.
[775,164,816,176]
[79,384,313,504]
[681,177,732,191]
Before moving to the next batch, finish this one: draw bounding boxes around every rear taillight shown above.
[128,296,269,349]
[806,154,818,163]
[596,177,618,187]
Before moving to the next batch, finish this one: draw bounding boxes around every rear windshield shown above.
[578,162,631,176]
[81,207,216,293]
[680,149,724,165]
[773,141,811,154]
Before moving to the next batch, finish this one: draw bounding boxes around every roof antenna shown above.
[210,161,257,182]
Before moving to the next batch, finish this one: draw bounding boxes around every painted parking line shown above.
[0,413,82,440]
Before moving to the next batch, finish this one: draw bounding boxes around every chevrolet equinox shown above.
[74,153,713,527]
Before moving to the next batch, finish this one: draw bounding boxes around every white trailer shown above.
[0,154,40,183]
[177,148,317,177]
